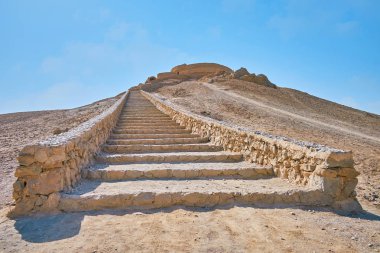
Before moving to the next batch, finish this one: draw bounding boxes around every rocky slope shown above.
[140,63,380,208]
[0,93,122,208]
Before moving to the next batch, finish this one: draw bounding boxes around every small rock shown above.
[333,228,338,230]
[321,228,326,230]
[290,212,296,215]
[351,236,357,240]
[368,244,374,247]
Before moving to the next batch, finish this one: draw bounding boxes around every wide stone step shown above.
[120,113,170,119]
[59,178,327,212]
[113,129,191,134]
[84,162,273,181]
[122,108,160,111]
[116,122,179,127]
[95,151,243,163]
[110,133,200,139]
[118,118,172,122]
[124,102,154,104]
[122,106,157,109]
[120,117,171,120]
[121,113,168,115]
[120,113,166,117]
[118,119,175,124]
[114,125,185,130]
[102,143,223,153]
[123,107,156,110]
[107,137,209,145]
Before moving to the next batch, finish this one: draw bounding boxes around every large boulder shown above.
[240,73,276,88]
[233,67,250,78]
[145,76,156,84]
[255,74,276,88]
[240,74,257,83]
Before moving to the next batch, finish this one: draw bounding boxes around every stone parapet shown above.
[141,91,359,206]
[12,91,129,216]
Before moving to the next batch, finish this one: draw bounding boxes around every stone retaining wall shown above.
[12,91,129,216]
[141,91,360,206]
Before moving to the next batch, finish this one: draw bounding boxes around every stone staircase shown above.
[58,91,324,212]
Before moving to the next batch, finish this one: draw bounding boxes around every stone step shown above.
[110,133,200,139]
[126,102,152,104]
[116,123,182,128]
[107,137,209,145]
[121,111,163,114]
[84,162,273,181]
[102,143,223,153]
[95,151,243,163]
[59,178,326,212]
[120,116,167,119]
[120,115,170,118]
[118,119,175,123]
[119,115,168,118]
[120,112,167,118]
[116,122,179,127]
[122,108,160,110]
[118,117,172,121]
[113,129,192,134]
[123,104,159,108]
[121,113,164,116]
[122,105,156,107]
[115,125,185,130]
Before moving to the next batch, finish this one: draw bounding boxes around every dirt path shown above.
[203,82,380,144]
[1,205,379,253]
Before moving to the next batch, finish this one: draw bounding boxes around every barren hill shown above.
[141,63,380,208]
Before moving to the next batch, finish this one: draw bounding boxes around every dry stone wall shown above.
[141,91,359,206]
[12,91,129,216]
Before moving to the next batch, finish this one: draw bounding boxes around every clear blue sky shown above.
[1,0,379,114]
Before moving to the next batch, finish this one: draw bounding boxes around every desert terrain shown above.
[1,205,379,253]
[155,78,380,208]
[0,94,122,209]
[1,65,380,252]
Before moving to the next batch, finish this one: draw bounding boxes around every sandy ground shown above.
[0,94,121,209]
[1,205,379,253]
[155,80,380,208]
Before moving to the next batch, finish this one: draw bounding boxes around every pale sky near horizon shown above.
[1,0,379,114]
